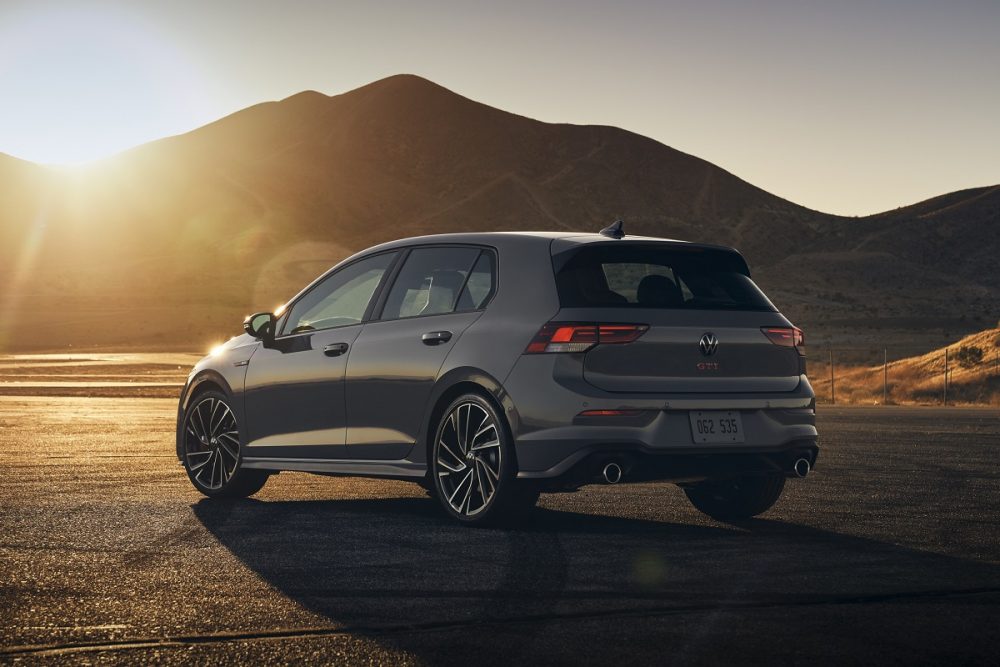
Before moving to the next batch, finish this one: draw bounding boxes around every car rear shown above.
[501,236,818,487]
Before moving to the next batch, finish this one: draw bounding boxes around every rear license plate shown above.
[689,411,745,444]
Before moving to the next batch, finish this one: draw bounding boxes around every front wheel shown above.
[181,390,269,498]
[431,393,538,526]
[683,473,785,520]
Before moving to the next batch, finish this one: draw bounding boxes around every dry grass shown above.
[812,328,1000,406]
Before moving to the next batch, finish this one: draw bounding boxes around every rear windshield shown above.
[554,244,776,312]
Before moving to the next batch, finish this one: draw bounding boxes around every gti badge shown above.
[699,332,719,356]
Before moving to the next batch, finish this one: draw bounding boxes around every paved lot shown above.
[1,399,999,664]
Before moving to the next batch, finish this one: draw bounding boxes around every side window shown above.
[280,252,395,335]
[456,251,495,310]
[380,247,481,320]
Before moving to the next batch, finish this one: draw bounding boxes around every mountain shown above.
[0,74,996,352]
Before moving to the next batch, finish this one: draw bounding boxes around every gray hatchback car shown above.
[177,226,818,525]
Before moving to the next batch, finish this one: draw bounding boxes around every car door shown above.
[242,251,398,460]
[344,246,496,459]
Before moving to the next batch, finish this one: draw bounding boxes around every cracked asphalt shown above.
[1,398,999,665]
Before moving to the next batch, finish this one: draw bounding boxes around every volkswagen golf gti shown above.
[176,225,818,525]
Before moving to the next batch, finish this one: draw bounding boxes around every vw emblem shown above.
[699,333,719,356]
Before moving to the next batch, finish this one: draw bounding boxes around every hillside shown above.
[0,74,996,352]
[811,328,1000,406]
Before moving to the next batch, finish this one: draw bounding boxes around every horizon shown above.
[1,0,998,216]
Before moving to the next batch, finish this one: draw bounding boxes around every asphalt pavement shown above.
[1,399,999,665]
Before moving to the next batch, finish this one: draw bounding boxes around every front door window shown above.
[281,252,396,335]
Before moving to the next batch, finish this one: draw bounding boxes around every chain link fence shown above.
[810,344,1000,406]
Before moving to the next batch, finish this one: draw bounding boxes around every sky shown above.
[0,0,997,216]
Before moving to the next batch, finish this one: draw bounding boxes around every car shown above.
[176,223,818,525]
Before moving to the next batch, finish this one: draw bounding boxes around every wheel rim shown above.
[435,401,502,516]
[183,396,240,490]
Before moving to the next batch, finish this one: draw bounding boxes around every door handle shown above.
[323,342,349,357]
[421,330,453,346]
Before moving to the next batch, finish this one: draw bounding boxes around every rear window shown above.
[554,244,776,311]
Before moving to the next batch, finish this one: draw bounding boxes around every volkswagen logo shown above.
[699,332,719,356]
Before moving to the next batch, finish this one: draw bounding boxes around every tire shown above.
[430,392,538,526]
[683,472,785,520]
[181,390,269,499]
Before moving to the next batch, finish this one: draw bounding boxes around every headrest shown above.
[429,270,466,293]
[637,274,684,307]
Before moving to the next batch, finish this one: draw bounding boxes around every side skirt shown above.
[242,457,426,480]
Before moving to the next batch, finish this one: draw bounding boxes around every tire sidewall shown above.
[182,389,252,498]
[431,392,517,525]
[684,473,785,520]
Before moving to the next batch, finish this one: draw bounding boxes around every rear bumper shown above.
[514,407,818,479]
[518,437,818,486]
[504,354,817,480]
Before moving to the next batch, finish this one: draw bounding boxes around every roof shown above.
[364,230,695,252]
[358,231,750,278]
[293,231,751,309]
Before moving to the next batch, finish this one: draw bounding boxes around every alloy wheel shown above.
[183,396,240,490]
[435,401,503,516]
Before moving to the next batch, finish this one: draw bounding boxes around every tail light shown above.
[762,326,804,354]
[525,323,648,354]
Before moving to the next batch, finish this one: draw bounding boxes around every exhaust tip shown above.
[602,462,623,484]
[793,458,811,478]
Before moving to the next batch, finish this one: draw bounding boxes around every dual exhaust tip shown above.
[600,457,809,484]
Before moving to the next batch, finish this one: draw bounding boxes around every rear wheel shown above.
[182,390,269,498]
[431,393,538,526]
[683,473,785,520]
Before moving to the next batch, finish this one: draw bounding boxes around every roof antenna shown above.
[600,219,625,239]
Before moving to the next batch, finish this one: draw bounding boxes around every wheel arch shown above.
[176,371,236,461]
[417,367,520,469]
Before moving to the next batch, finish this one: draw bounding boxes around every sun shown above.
[0,4,214,165]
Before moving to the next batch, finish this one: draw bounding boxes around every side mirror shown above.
[244,312,276,345]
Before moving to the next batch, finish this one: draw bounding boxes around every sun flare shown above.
[0,5,214,164]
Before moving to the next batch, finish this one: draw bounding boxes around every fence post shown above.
[944,348,949,406]
[828,348,835,405]
[883,348,888,405]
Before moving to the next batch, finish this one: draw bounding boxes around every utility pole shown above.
[829,348,835,405]
[883,348,888,405]
[944,348,949,406]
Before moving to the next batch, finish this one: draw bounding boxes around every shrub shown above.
[955,345,984,369]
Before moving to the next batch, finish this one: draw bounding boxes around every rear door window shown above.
[554,244,776,311]
[380,247,490,320]
[456,251,495,310]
